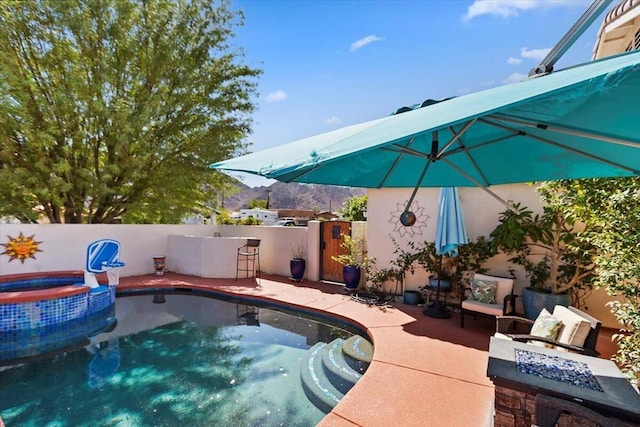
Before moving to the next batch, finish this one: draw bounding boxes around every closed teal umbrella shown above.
[435,187,468,257]
[211,50,640,198]
[425,187,468,319]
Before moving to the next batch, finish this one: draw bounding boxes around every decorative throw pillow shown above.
[551,305,591,350]
[470,279,498,304]
[530,308,563,347]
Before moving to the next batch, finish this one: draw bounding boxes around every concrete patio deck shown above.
[117,273,618,427]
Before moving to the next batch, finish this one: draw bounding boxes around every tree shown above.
[247,198,267,209]
[490,201,597,303]
[341,195,367,221]
[0,0,260,223]
[539,178,640,384]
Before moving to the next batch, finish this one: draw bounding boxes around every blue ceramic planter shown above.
[290,258,306,281]
[403,290,422,305]
[521,287,571,320]
[343,265,361,289]
[428,277,451,291]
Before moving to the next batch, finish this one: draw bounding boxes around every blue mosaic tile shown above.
[0,305,116,363]
[515,348,603,392]
[0,276,116,363]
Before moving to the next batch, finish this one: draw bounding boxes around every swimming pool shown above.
[0,294,368,426]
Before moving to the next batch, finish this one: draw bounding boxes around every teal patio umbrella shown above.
[211,50,640,205]
[424,187,468,319]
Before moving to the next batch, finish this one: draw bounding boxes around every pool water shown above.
[0,294,355,426]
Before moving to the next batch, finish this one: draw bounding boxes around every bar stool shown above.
[236,238,261,284]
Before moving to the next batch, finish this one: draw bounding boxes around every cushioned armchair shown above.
[495,305,601,356]
[460,274,517,328]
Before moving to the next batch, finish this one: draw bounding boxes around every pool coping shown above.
[0,285,88,303]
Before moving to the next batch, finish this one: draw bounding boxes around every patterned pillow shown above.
[530,308,563,347]
[470,279,498,304]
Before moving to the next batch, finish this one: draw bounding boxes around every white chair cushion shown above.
[493,332,513,341]
[473,274,514,303]
[552,305,591,348]
[461,299,503,316]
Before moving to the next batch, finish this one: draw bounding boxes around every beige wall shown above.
[365,184,542,291]
[365,183,620,328]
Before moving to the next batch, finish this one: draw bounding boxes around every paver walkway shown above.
[117,273,618,427]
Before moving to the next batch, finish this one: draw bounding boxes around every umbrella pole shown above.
[423,254,451,319]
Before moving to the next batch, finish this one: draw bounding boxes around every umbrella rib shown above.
[481,118,640,174]
[383,144,428,158]
[435,132,521,156]
[491,114,640,149]
[405,158,434,210]
[379,137,415,188]
[386,132,516,160]
[440,158,517,212]
[436,119,476,158]
[446,126,491,187]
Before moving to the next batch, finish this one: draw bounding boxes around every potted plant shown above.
[331,234,374,290]
[490,201,597,319]
[289,241,306,282]
[366,237,418,302]
[410,237,494,301]
[409,241,453,292]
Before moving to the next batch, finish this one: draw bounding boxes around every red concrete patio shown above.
[117,273,618,427]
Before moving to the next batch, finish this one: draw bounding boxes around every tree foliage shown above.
[539,178,640,383]
[490,200,597,301]
[0,0,260,223]
[247,198,266,209]
[340,195,367,221]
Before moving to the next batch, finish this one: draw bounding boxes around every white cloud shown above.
[507,57,522,65]
[463,0,579,22]
[503,72,527,84]
[325,116,342,125]
[521,47,551,60]
[480,80,496,87]
[264,90,288,102]
[350,35,383,52]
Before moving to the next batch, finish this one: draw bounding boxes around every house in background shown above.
[238,208,278,225]
[593,0,640,59]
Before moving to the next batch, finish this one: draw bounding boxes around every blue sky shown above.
[229,0,605,186]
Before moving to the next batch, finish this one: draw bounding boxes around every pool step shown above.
[321,339,364,393]
[300,342,344,413]
[342,334,373,365]
[300,335,372,413]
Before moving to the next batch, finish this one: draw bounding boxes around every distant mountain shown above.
[222,181,365,212]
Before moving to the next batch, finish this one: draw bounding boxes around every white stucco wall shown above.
[0,223,318,281]
[0,224,213,276]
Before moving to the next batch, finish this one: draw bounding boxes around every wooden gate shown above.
[320,221,351,283]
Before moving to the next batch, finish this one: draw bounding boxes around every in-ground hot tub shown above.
[0,271,117,364]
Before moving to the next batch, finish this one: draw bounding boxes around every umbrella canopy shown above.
[211,50,640,190]
[435,187,468,256]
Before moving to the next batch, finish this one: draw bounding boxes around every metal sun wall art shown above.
[389,200,429,238]
[1,232,43,263]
